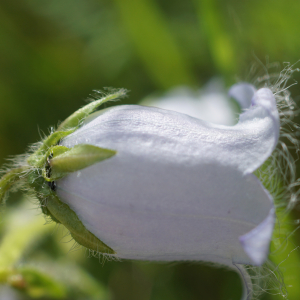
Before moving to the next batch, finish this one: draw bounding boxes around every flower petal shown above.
[239,205,275,265]
[57,156,273,265]
[143,79,236,125]
[63,88,279,176]
[228,83,256,110]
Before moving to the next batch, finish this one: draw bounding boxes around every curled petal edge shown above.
[233,87,280,174]
[239,206,275,266]
[234,263,253,300]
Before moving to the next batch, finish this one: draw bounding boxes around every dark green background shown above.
[1,0,300,299]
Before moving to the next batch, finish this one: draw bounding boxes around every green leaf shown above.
[57,89,127,131]
[44,144,116,181]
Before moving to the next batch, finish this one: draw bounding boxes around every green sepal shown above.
[46,193,115,254]
[44,144,116,181]
[0,167,29,207]
[42,145,70,181]
[27,170,53,198]
[27,130,75,168]
[46,145,70,160]
[57,89,127,131]
[26,170,115,254]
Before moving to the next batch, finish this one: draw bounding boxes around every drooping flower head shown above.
[0,65,298,300]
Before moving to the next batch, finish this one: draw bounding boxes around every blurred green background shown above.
[1,0,300,299]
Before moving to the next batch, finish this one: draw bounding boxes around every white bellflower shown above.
[54,83,278,300]
[1,79,293,300]
[57,84,277,265]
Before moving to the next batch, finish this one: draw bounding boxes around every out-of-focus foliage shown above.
[1,0,300,299]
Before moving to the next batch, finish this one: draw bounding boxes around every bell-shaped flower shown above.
[0,83,282,300]
[55,84,278,280]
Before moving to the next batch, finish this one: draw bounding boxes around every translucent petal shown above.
[239,205,275,265]
[142,79,236,125]
[228,83,256,110]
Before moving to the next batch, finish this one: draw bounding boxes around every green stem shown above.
[57,89,127,131]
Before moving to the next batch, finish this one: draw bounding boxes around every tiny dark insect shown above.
[47,181,57,191]
[45,153,53,179]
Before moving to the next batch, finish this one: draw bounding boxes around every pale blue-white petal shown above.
[239,205,275,266]
[57,160,273,265]
[142,79,236,125]
[64,88,279,176]
[228,83,256,110]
